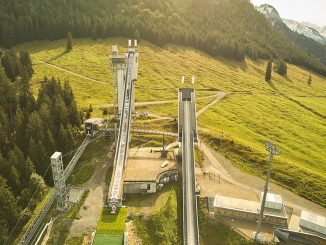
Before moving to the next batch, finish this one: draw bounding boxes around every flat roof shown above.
[301,210,326,227]
[213,194,287,218]
[125,148,177,182]
[85,118,104,124]
[214,195,259,213]
[262,192,283,204]
[51,151,62,160]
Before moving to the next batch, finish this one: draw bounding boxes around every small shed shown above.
[299,210,326,236]
[261,192,283,210]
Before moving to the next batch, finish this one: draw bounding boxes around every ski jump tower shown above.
[110,40,138,119]
[108,40,139,213]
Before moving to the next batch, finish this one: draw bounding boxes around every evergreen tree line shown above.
[0,49,81,243]
[265,59,287,82]
[0,0,325,75]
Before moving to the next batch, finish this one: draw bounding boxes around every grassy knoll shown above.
[16,38,326,206]
[292,96,326,116]
[128,181,183,245]
[199,93,326,206]
[195,146,204,167]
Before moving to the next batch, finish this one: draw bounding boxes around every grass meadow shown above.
[16,37,326,207]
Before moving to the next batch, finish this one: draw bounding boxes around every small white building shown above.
[300,210,326,236]
[261,192,283,210]
[209,193,288,227]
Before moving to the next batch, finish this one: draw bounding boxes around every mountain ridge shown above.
[256,4,326,65]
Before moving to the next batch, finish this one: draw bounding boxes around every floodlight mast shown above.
[254,140,280,241]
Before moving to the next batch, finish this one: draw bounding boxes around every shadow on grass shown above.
[266,79,279,91]
[48,50,69,62]
[124,182,176,208]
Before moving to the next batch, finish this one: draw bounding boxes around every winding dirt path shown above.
[196,92,227,117]
[33,59,108,85]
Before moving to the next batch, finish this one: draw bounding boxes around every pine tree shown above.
[19,173,46,208]
[44,129,56,155]
[0,219,8,245]
[0,23,15,48]
[23,157,35,186]
[0,154,10,180]
[28,138,48,176]
[0,60,18,123]
[276,60,287,76]
[0,107,9,153]
[66,32,73,51]
[57,124,68,152]
[265,60,272,81]
[135,29,141,40]
[19,50,34,77]
[0,177,18,242]
[8,166,21,192]
[308,73,312,86]
[14,107,29,154]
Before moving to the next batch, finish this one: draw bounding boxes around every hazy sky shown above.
[251,0,326,26]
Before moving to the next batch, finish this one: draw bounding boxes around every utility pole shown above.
[162,133,165,151]
[254,140,280,242]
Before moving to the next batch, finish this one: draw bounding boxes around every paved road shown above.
[183,101,199,245]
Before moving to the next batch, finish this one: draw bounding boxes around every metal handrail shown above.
[19,190,56,245]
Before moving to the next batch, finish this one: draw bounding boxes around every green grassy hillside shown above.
[16,37,326,206]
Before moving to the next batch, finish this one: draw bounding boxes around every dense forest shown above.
[0,0,326,75]
[0,49,81,243]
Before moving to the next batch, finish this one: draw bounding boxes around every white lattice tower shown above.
[50,152,67,211]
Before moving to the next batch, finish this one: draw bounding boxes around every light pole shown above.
[254,140,281,242]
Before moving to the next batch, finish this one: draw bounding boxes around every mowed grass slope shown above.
[16,38,326,206]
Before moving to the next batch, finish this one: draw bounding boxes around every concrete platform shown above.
[125,148,177,182]
[124,148,178,194]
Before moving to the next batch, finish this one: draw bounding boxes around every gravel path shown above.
[69,144,115,236]
[34,59,107,85]
[196,92,227,117]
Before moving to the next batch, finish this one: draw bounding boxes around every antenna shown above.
[128,40,132,47]
[181,76,185,84]
[192,75,196,85]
